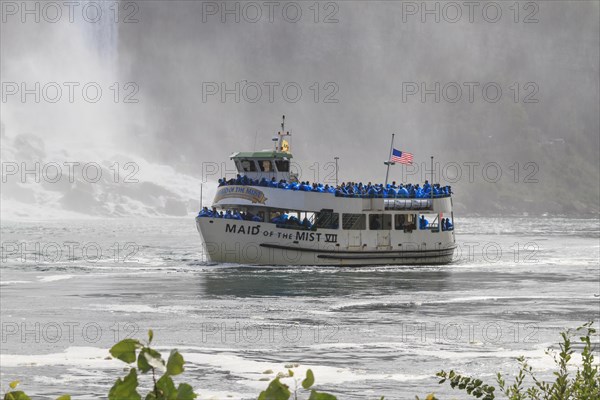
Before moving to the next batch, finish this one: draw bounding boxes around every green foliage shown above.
[108,369,141,400]
[107,330,197,400]
[302,369,315,389]
[415,395,437,400]
[258,369,339,400]
[436,370,496,400]
[258,378,292,400]
[2,381,71,400]
[437,322,600,400]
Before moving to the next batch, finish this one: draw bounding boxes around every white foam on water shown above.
[180,349,431,389]
[0,347,114,368]
[38,274,75,282]
[0,280,32,286]
[84,303,199,315]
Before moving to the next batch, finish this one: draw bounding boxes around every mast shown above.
[276,115,291,152]
[384,133,395,186]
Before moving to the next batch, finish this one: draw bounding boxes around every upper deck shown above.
[212,183,453,214]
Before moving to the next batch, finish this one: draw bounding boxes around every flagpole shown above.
[430,156,434,200]
[384,133,395,186]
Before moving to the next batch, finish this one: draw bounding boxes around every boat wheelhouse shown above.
[196,117,456,266]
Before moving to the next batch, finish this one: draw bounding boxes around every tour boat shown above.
[196,117,456,266]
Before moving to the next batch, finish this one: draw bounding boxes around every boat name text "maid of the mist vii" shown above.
[225,223,338,243]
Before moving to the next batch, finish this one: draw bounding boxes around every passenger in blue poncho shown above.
[423,180,431,193]
[445,218,453,231]
[398,185,409,198]
[415,185,424,198]
[302,217,311,229]
[419,215,429,230]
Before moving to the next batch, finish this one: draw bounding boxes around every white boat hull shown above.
[196,217,456,266]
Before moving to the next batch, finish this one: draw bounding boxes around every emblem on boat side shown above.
[214,186,268,204]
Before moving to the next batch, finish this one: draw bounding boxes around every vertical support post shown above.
[200,183,203,209]
[334,156,339,186]
[384,133,395,186]
[431,156,434,200]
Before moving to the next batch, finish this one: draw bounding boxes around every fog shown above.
[2,1,599,217]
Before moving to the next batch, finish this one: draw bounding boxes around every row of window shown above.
[236,159,290,173]
[318,212,421,231]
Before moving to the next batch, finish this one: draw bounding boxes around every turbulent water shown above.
[1,217,598,399]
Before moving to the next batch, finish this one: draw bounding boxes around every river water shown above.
[1,217,598,399]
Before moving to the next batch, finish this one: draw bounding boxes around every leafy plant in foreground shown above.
[258,368,339,400]
[436,321,599,399]
[3,380,68,400]
[108,329,197,400]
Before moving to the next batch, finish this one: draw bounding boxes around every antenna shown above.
[277,115,288,152]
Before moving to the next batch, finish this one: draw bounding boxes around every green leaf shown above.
[108,368,141,400]
[138,347,164,373]
[56,396,71,400]
[166,350,185,376]
[5,392,32,400]
[156,374,177,398]
[258,378,291,400]
[109,338,141,364]
[308,391,337,400]
[302,369,315,389]
[8,381,20,390]
[176,383,198,400]
[148,329,154,344]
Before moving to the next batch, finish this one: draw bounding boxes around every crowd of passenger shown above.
[270,213,313,229]
[198,207,263,222]
[218,175,452,198]
[419,215,454,231]
[197,207,314,229]
[198,206,453,232]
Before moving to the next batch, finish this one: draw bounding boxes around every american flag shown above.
[390,148,413,165]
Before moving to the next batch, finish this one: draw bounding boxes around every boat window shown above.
[274,160,289,172]
[369,214,392,230]
[259,160,273,172]
[342,214,366,230]
[394,214,416,230]
[315,211,339,229]
[241,159,257,172]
